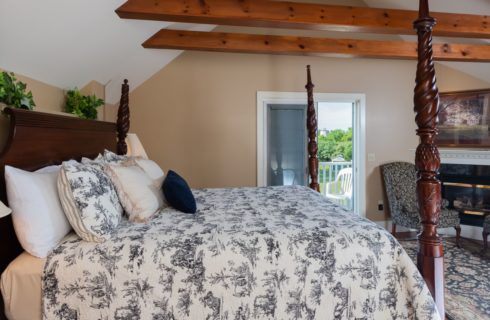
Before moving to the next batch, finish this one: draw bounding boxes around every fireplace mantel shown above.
[403,148,490,240]
[439,149,490,165]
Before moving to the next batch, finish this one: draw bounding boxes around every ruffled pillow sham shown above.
[105,163,165,222]
[133,158,165,188]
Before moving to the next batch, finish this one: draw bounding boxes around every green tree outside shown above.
[318,128,352,162]
[317,128,353,194]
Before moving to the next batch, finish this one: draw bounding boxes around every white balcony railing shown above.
[319,161,353,209]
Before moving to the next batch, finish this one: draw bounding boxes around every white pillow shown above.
[35,165,60,174]
[5,166,72,258]
[133,158,165,188]
[105,164,164,222]
[35,160,78,174]
[58,162,122,242]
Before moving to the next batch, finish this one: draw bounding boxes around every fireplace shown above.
[440,163,490,227]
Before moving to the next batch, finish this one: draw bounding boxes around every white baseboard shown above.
[373,219,484,241]
[439,224,484,241]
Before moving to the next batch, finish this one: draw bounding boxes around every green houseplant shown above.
[65,88,104,120]
[0,72,35,110]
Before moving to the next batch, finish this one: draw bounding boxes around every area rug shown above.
[399,238,490,320]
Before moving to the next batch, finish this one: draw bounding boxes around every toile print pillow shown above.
[57,162,123,242]
[103,149,128,164]
[81,153,104,165]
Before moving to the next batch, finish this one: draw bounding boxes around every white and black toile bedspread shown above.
[42,186,439,320]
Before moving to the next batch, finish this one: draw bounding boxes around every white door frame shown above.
[257,91,366,217]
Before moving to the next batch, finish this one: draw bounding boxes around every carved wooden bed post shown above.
[117,79,130,155]
[305,65,320,192]
[414,0,444,316]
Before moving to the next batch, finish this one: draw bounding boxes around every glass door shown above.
[317,102,354,210]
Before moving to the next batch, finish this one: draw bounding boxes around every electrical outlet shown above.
[377,200,384,212]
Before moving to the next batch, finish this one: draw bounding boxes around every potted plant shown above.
[0,72,35,110]
[65,88,104,120]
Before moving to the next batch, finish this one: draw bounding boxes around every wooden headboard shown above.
[0,80,130,273]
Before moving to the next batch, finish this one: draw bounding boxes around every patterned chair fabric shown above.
[381,162,460,230]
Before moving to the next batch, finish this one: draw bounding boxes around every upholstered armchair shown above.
[381,162,461,246]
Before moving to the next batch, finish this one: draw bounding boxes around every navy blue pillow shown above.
[162,170,197,214]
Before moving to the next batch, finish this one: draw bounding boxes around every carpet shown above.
[399,238,490,320]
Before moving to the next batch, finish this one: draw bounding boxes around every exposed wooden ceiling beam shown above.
[143,29,490,62]
[116,0,490,39]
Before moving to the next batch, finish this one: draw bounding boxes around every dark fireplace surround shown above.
[440,163,490,227]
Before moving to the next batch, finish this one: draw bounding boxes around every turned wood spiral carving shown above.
[413,0,444,316]
[306,66,320,192]
[117,79,130,155]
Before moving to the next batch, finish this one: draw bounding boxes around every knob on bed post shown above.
[305,65,320,192]
[117,79,130,155]
[413,0,444,316]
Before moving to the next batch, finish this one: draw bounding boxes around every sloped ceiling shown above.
[0,0,488,104]
[0,0,213,103]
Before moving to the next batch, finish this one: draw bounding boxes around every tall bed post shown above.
[305,65,320,192]
[117,79,130,155]
[413,0,444,316]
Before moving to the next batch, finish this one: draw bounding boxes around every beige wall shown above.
[128,52,490,220]
[80,80,114,121]
[2,71,66,112]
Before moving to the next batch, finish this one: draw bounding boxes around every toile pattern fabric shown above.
[43,186,439,320]
[57,162,123,243]
[104,149,128,164]
[81,154,104,165]
[381,162,460,229]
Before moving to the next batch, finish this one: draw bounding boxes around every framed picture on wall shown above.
[437,89,490,148]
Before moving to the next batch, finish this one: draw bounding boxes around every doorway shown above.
[257,91,366,216]
[267,104,307,186]
[317,102,354,210]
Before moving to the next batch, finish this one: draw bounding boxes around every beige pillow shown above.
[105,164,165,222]
[133,158,165,188]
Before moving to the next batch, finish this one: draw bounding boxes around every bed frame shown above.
[0,0,445,316]
[0,80,131,275]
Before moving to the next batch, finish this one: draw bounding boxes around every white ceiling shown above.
[0,0,212,103]
[0,0,488,104]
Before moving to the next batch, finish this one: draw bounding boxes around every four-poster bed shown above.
[0,0,459,318]
[413,1,444,315]
[0,92,440,319]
